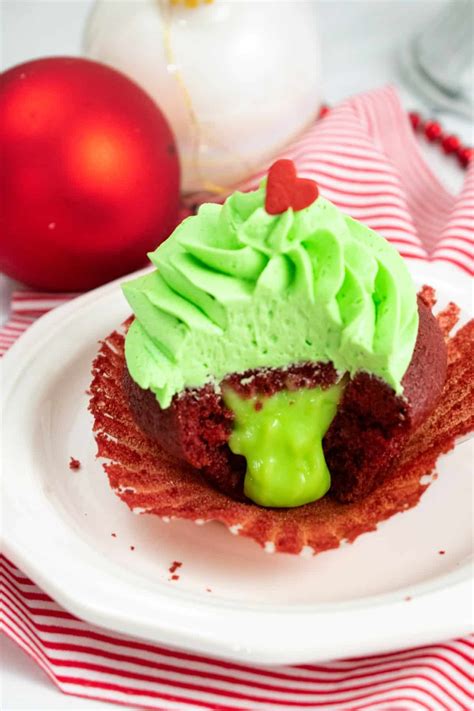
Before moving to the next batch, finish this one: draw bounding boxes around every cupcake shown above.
[121,159,446,507]
[90,160,472,553]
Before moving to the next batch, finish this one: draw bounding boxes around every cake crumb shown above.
[170,574,180,581]
[206,588,212,593]
[438,550,446,555]
[111,533,117,538]
[169,561,182,575]
[69,457,81,471]
[130,545,135,551]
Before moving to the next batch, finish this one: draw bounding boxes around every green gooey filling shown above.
[223,383,344,508]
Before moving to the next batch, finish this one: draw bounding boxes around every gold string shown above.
[161,0,257,195]
[161,0,227,194]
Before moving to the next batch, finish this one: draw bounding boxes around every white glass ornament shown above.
[84,0,321,193]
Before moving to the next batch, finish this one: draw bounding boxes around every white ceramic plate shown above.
[2,261,473,665]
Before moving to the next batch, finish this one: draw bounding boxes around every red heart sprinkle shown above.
[265,159,319,215]
[265,159,296,215]
[291,178,319,211]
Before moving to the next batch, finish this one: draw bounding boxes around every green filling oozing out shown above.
[223,382,344,508]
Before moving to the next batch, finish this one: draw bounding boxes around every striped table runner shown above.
[2,555,473,710]
[1,86,473,709]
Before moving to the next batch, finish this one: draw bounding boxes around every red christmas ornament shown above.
[265,159,319,215]
[0,57,180,291]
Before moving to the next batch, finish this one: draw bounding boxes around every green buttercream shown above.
[223,383,343,507]
[123,186,419,409]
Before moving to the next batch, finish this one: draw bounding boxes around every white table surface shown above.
[1,1,470,709]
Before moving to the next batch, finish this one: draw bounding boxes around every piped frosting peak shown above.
[123,169,418,408]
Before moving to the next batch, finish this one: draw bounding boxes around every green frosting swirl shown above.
[123,185,418,409]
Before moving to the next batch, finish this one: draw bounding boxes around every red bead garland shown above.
[441,134,461,155]
[408,111,421,130]
[424,120,442,142]
[319,105,472,170]
[458,147,473,168]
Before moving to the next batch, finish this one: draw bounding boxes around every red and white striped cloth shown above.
[1,86,473,709]
[2,556,473,711]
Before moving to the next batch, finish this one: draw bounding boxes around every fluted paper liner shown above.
[89,300,473,555]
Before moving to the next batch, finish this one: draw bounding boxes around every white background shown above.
[1,1,471,709]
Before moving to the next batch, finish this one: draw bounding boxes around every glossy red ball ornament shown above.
[424,120,443,142]
[0,57,180,291]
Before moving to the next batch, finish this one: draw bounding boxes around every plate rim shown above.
[2,260,473,664]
